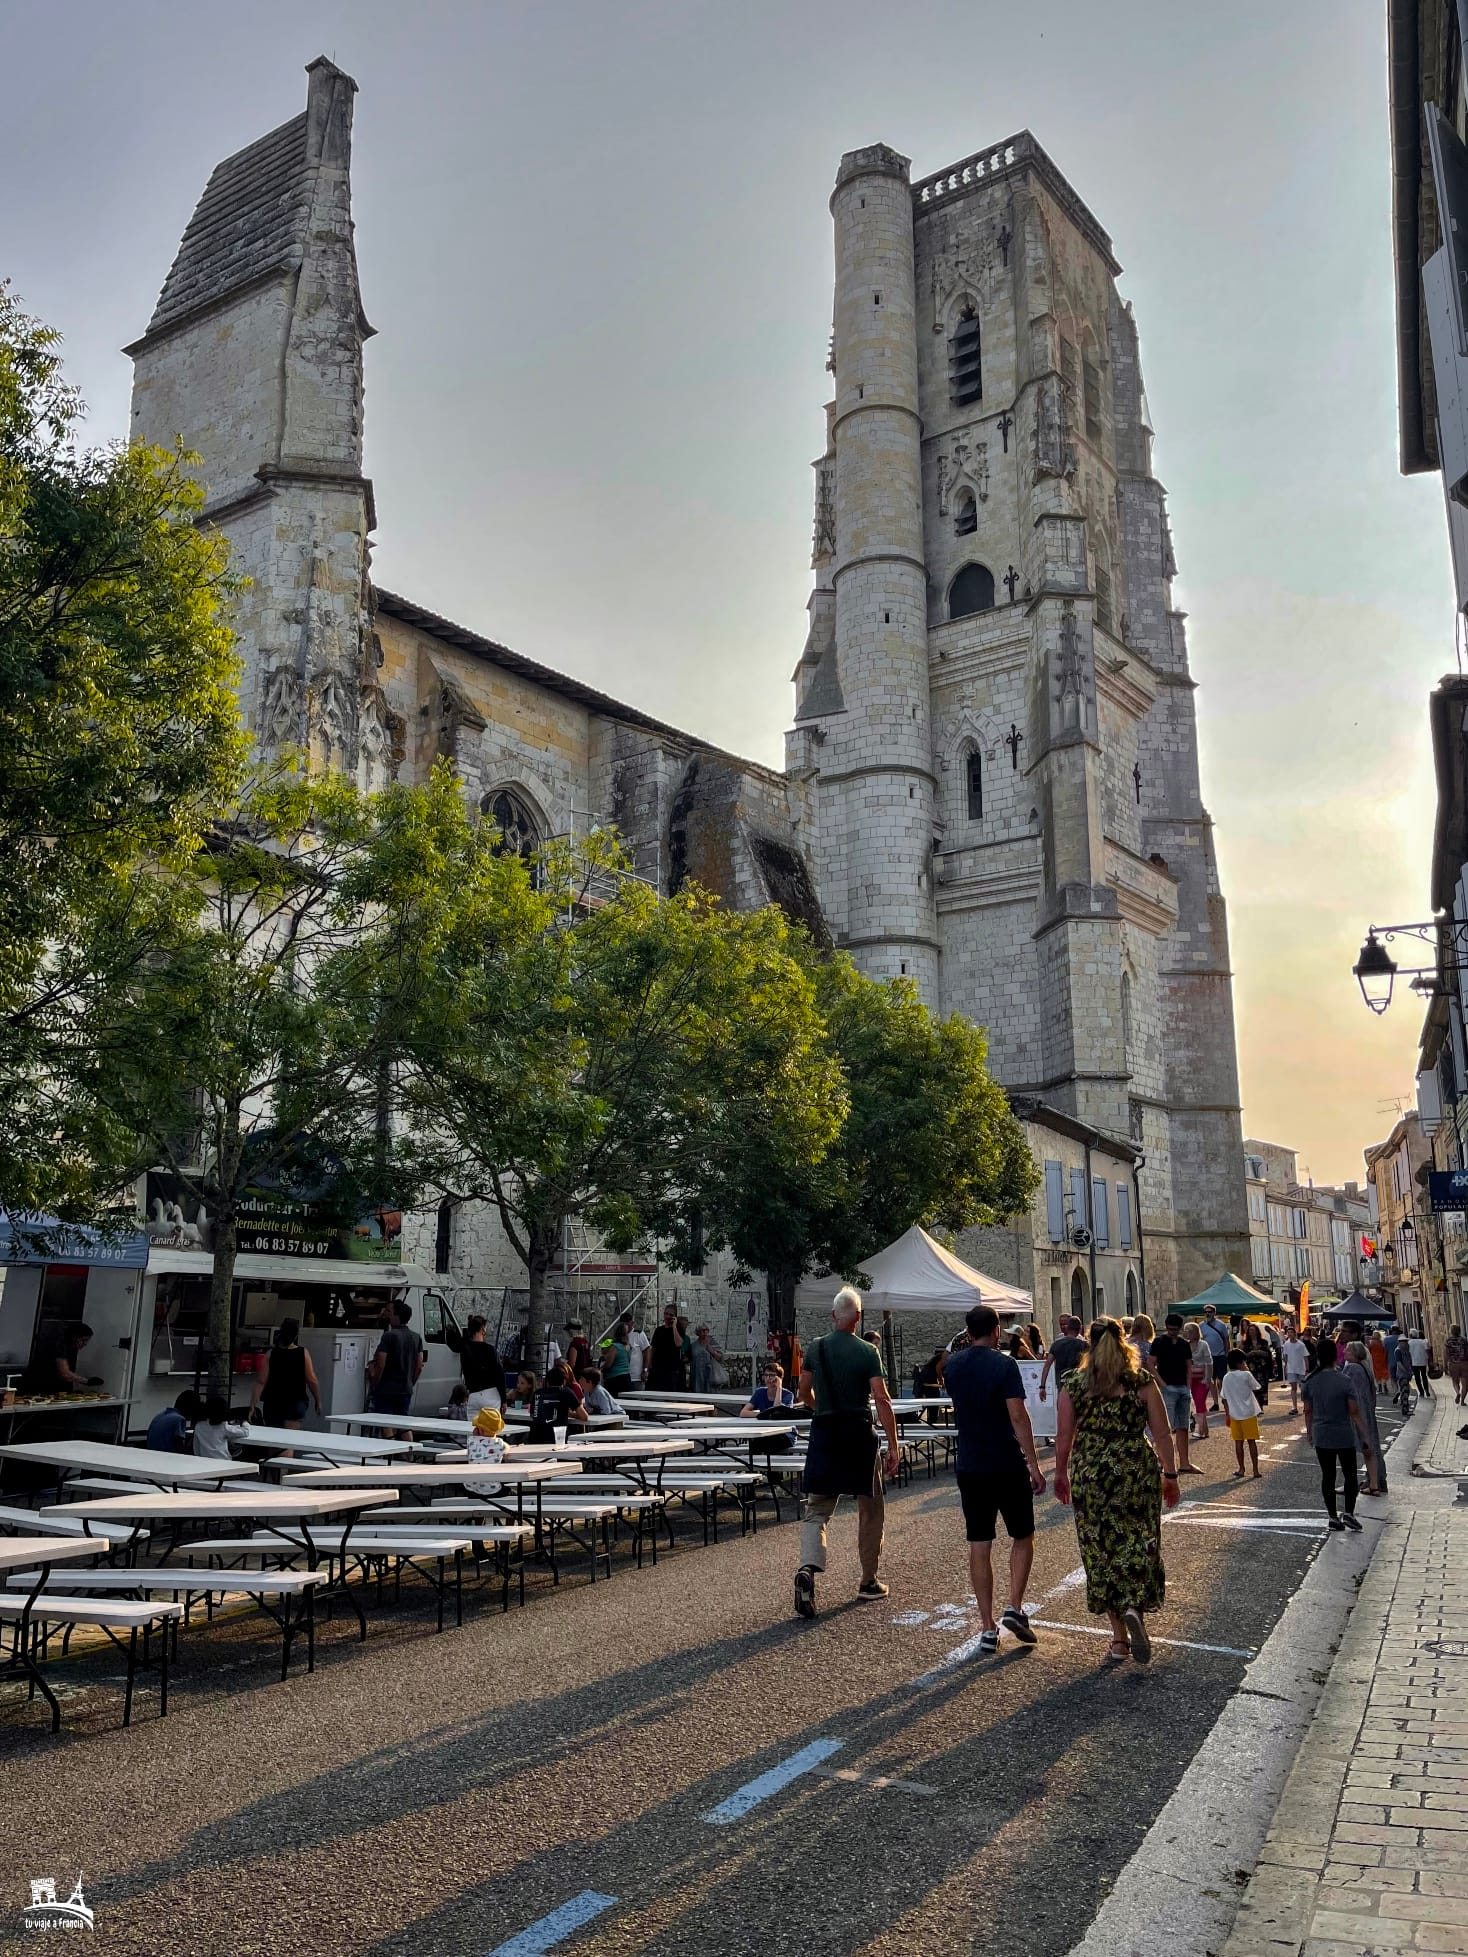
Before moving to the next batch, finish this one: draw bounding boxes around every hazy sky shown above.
[5,0,1449,1184]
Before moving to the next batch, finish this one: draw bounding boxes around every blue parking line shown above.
[485,1891,618,1956]
[701,1738,845,1824]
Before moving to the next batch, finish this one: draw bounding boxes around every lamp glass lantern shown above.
[1354,931,1397,1014]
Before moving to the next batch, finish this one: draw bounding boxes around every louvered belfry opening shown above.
[948,307,982,405]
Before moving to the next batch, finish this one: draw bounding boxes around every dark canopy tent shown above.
[1317,1290,1397,1324]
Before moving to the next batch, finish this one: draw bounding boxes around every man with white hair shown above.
[793,1285,901,1617]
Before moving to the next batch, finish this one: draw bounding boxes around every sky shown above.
[4,0,1451,1186]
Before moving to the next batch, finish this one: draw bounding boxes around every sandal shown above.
[1104,1641,1130,1662]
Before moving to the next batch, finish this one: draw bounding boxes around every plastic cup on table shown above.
[553,1425,568,1447]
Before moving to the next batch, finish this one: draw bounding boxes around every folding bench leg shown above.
[455,1548,464,1629]
[123,1626,138,1729]
[158,1617,170,1719]
[280,1592,293,1683]
[306,1585,316,1672]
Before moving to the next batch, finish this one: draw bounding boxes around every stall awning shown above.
[794,1225,1031,1315]
[146,1249,436,1288]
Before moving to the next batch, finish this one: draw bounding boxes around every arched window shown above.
[1083,352,1103,442]
[1070,1267,1088,1319]
[954,488,977,537]
[481,787,541,863]
[949,564,996,620]
[965,750,983,822]
[1125,1269,1139,1316]
[948,305,982,405]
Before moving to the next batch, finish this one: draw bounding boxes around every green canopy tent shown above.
[1172,1271,1277,1315]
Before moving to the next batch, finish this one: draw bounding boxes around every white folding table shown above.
[0,1534,158,1731]
[235,1424,422,1468]
[283,1459,584,1534]
[43,1487,401,1639]
[0,1440,261,1499]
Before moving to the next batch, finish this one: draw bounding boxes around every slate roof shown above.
[138,112,314,342]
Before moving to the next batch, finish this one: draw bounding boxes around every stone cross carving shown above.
[997,411,1014,453]
[1006,722,1024,769]
[1004,564,1020,602]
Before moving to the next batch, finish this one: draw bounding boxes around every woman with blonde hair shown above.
[1129,1313,1156,1373]
[1054,1316,1181,1663]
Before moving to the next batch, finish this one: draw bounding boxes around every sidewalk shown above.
[1222,1388,1468,1957]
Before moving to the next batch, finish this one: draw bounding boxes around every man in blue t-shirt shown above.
[944,1303,1046,1654]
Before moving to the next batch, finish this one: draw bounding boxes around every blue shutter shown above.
[1091,1178,1110,1248]
[1070,1167,1088,1234]
[1117,1184,1132,1250]
[1044,1161,1064,1242]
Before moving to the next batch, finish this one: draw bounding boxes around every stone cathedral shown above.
[125,61,1248,1311]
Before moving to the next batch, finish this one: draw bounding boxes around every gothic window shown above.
[948,563,996,620]
[966,750,983,822]
[481,787,541,864]
[1083,354,1102,442]
[948,306,982,406]
[1121,971,1133,1067]
[954,488,977,537]
[1125,1269,1139,1315]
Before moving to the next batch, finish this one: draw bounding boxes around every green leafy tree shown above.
[398,839,847,1331]
[661,950,1039,1329]
[0,286,243,1213]
[82,764,508,1396]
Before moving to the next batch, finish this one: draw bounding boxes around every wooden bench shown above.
[0,1592,182,1728]
[4,1566,325,1679]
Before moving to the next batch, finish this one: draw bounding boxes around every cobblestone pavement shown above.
[1222,1388,1468,1957]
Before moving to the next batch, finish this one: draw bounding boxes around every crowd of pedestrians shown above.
[786,1286,1449,1667]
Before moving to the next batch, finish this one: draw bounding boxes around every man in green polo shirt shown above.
[794,1286,901,1617]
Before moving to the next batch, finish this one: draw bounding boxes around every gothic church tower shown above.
[126,58,396,788]
[787,134,1248,1302]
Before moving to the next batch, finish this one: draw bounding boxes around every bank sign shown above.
[1428,1169,1468,1213]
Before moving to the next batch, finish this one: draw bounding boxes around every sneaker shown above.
[794,1566,816,1618]
[855,1578,890,1602]
[1328,1516,1345,1531]
[976,1627,1000,1655]
[1342,1513,1363,1532]
[1001,1606,1038,1644]
[1122,1606,1151,1664]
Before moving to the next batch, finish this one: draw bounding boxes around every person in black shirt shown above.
[1150,1313,1202,1474]
[645,1305,688,1392]
[945,1303,1046,1653]
[458,1315,506,1418]
[526,1362,588,1444]
[1038,1316,1087,1404]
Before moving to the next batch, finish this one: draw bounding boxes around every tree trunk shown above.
[766,1267,797,1337]
[526,1226,557,1373]
[206,1203,238,1402]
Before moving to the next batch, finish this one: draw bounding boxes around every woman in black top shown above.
[459,1315,506,1417]
[251,1318,320,1428]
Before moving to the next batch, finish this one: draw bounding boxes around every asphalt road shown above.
[0,1388,1416,1957]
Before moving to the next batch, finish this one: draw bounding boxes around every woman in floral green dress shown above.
[1054,1317,1181,1663]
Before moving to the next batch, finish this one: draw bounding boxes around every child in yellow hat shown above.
[466,1403,509,1463]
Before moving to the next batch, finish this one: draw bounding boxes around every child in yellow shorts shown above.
[1219,1351,1262,1479]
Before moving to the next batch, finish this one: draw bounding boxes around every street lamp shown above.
[1354,931,1398,1014]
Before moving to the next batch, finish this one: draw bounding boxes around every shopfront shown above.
[0,1211,150,1445]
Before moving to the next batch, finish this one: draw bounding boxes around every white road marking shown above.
[701,1738,845,1824]
[484,1892,618,1956]
[1029,1620,1255,1658]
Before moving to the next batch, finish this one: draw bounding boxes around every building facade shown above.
[1244,1140,1375,1305]
[1365,1114,1436,1339]
[115,62,1248,1333]
[786,136,1249,1304]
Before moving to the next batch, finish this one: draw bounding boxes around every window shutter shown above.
[1070,1167,1088,1233]
[1044,1161,1064,1242]
[1117,1184,1132,1250]
[1091,1179,1110,1248]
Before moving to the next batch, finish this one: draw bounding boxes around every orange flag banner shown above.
[1298,1280,1310,1329]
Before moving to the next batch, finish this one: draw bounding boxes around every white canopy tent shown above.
[793,1225,1031,1316]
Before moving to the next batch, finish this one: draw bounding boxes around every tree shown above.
[661,950,1039,1329]
[81,764,506,1396]
[0,286,243,1214]
[398,838,847,1331]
